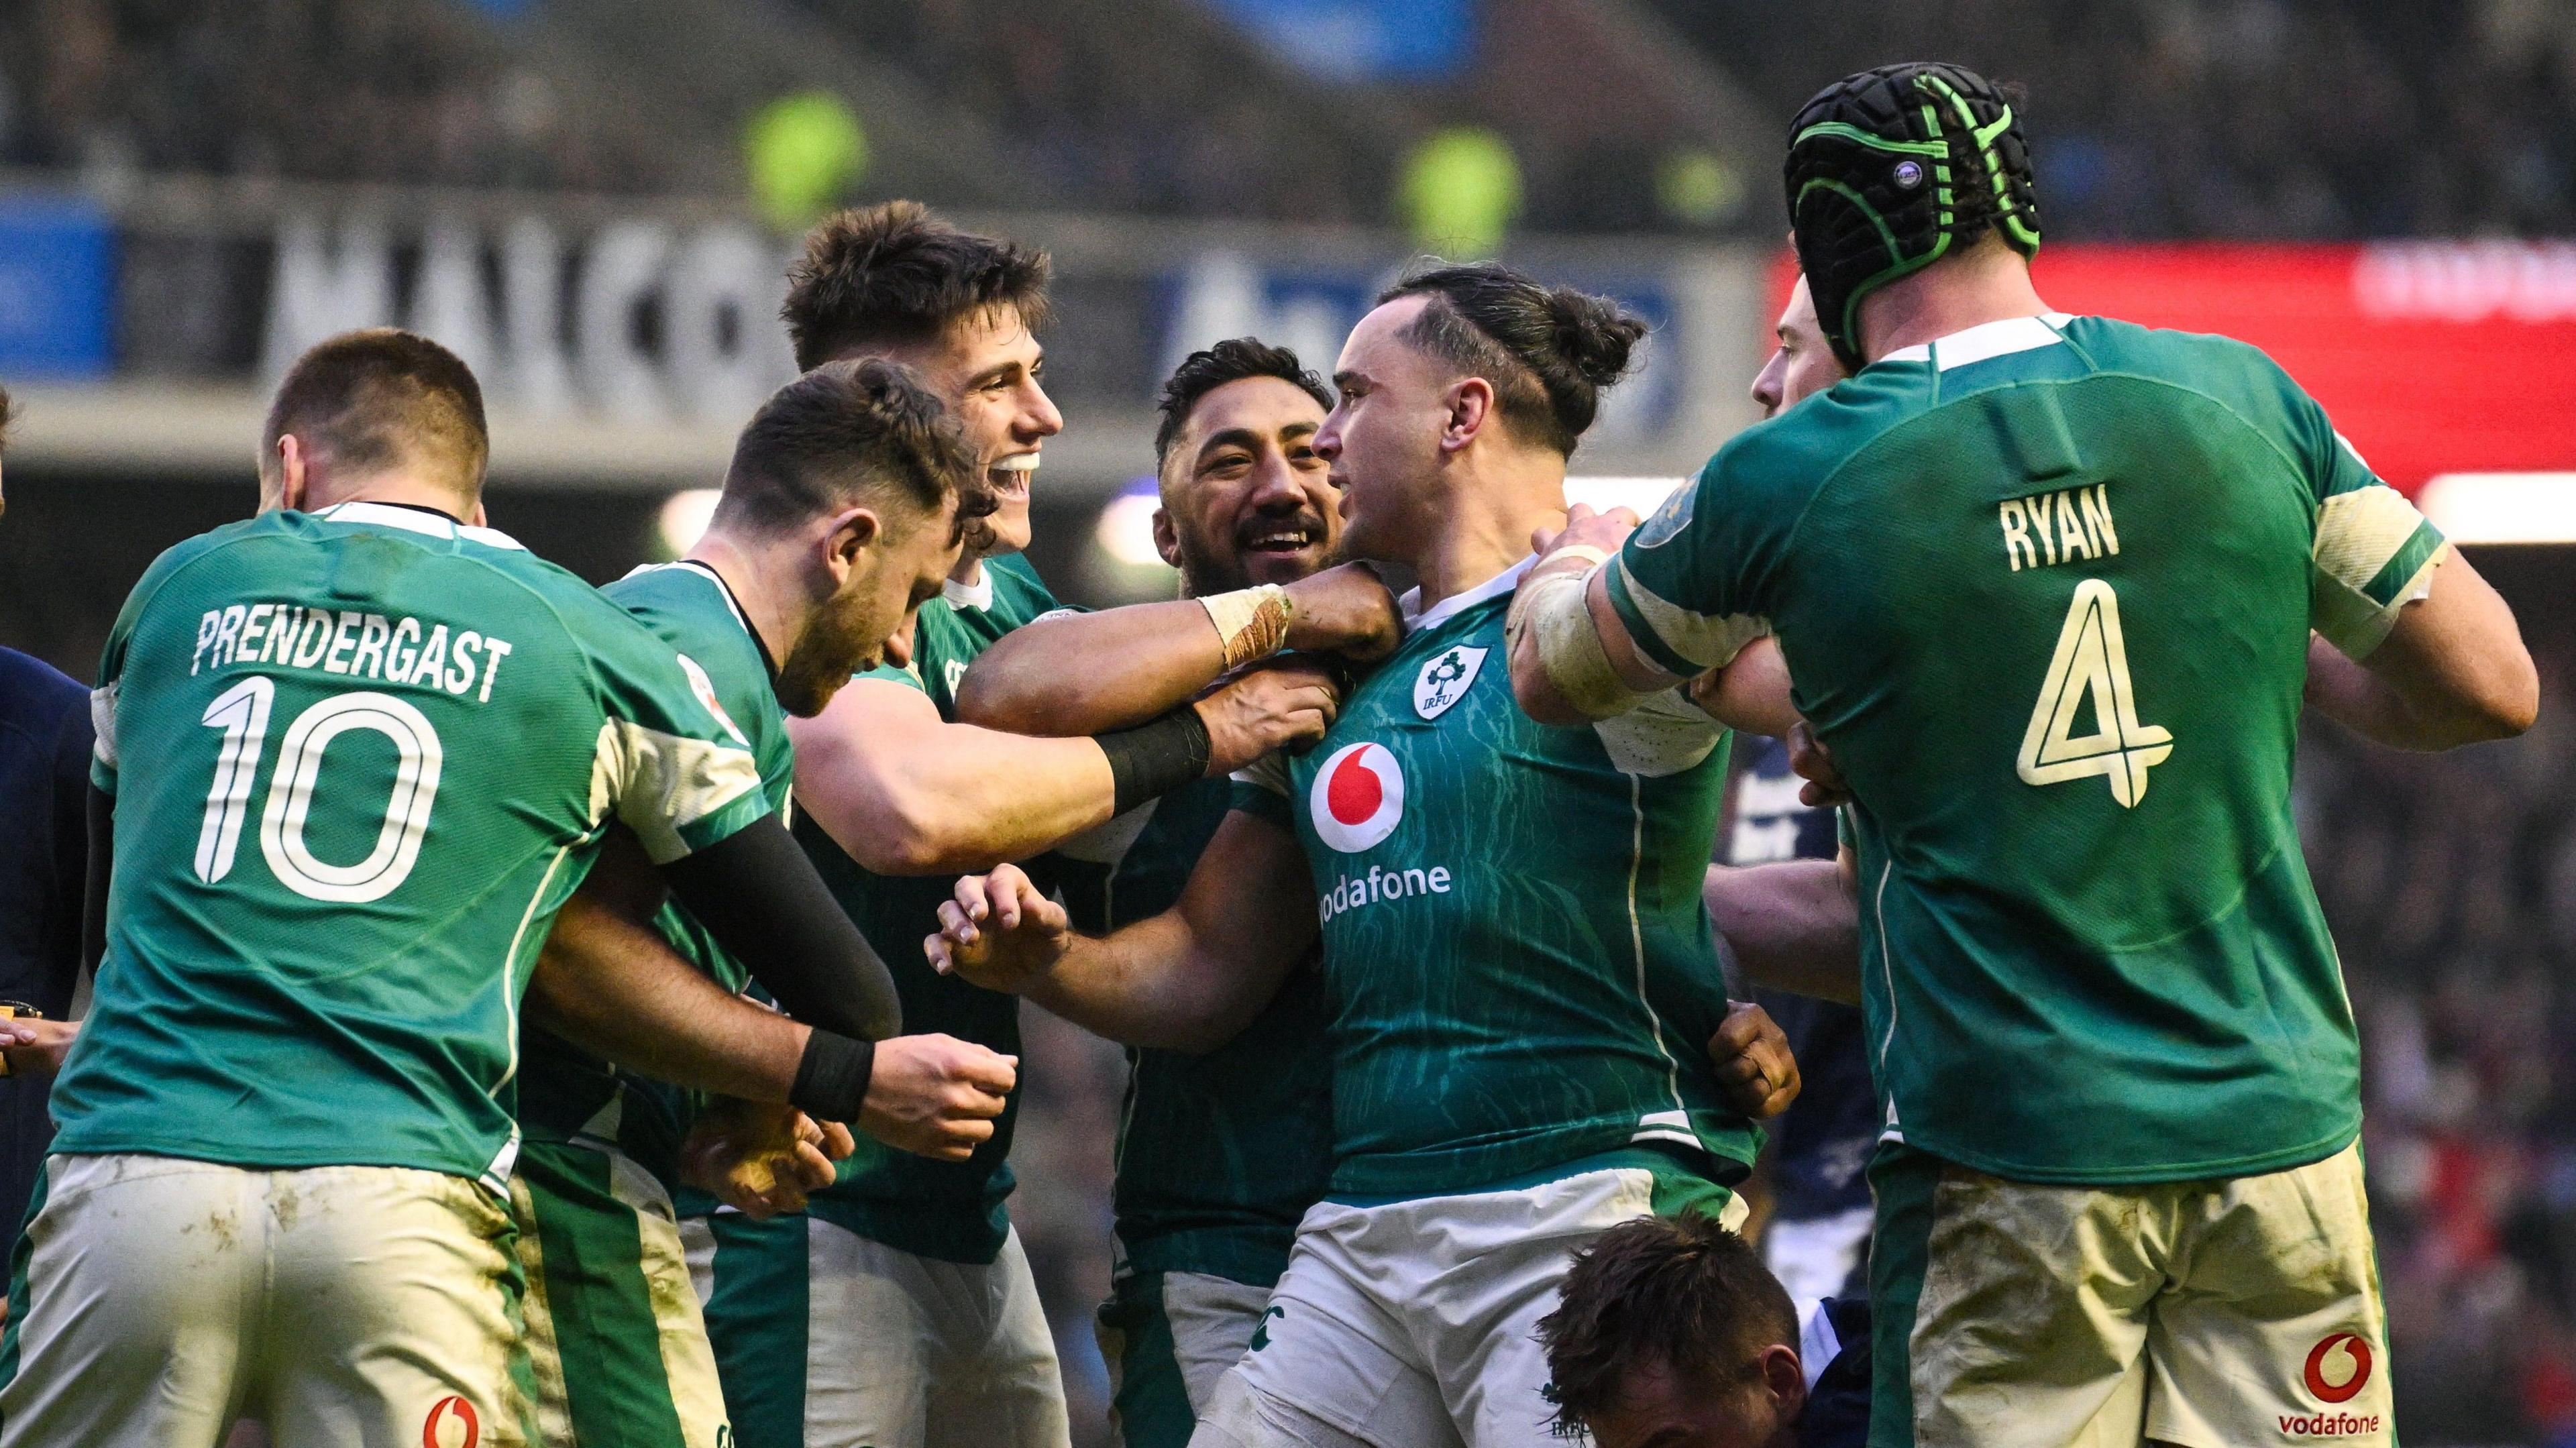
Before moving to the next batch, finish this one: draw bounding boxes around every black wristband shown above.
[1095,705,1212,814]
[790,1030,876,1124]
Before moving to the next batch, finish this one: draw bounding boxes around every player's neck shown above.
[948,552,986,589]
[686,531,800,671]
[299,472,476,524]
[1858,243,2050,364]
[1410,455,1566,611]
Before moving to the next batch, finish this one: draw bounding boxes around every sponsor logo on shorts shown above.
[1249,1303,1285,1351]
[1309,742,1403,852]
[423,1395,480,1448]
[2279,1332,2379,1438]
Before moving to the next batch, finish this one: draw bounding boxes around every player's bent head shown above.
[1538,1213,1805,1448]
[783,200,1054,372]
[260,328,488,513]
[1152,338,1340,591]
[716,359,987,712]
[1784,62,2041,370]
[1376,261,1646,459]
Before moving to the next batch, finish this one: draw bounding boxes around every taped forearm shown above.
[1507,551,1650,720]
[661,814,902,1040]
[1199,585,1294,669]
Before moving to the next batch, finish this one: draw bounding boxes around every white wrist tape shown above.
[1199,584,1295,669]
[1505,565,1649,720]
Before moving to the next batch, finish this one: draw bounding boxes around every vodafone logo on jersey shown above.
[423,1395,480,1448]
[1309,742,1404,852]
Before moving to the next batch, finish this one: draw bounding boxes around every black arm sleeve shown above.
[659,814,903,1041]
[83,783,113,977]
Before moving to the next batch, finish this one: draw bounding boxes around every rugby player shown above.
[690,204,1338,1448]
[1509,62,2538,1448]
[932,262,1782,1448]
[1536,1213,1869,1448]
[955,338,1363,1447]
[507,358,1025,1448]
[0,330,896,1447]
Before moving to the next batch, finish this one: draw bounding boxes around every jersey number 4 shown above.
[2017,579,2172,808]
[195,676,444,901]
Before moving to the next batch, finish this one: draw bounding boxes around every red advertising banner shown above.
[1774,243,2576,494]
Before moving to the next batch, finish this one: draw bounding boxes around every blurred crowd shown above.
[10,0,2574,239]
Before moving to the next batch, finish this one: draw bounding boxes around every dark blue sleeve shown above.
[1796,1298,1874,1448]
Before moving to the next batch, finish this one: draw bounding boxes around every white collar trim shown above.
[1402,555,1534,632]
[943,561,995,612]
[1880,312,2076,370]
[315,500,527,551]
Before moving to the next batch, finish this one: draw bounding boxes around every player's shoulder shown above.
[602,562,749,655]
[983,552,1062,620]
[2053,315,2316,425]
[1699,366,1919,510]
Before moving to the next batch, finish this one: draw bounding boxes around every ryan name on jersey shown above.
[188,602,517,704]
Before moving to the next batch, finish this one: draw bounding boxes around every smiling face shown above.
[1311,295,1453,567]
[1156,375,1340,594]
[860,303,1061,558]
[1749,276,1845,420]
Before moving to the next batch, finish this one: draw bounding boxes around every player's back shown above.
[1619,313,2441,1183]
[59,501,764,1191]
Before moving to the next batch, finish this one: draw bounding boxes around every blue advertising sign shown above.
[1202,0,1474,82]
[0,196,115,379]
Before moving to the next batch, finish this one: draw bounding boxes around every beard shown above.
[774,586,891,717]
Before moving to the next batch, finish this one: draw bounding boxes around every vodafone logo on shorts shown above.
[422,1395,480,1448]
[1310,742,1403,852]
[2279,1332,2380,1439]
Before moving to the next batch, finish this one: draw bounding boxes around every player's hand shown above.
[929,865,1075,991]
[1285,562,1404,663]
[0,1017,78,1077]
[1709,1001,1801,1119]
[1194,659,1342,775]
[1786,721,1851,807]
[1531,502,1640,563]
[679,1098,854,1219]
[858,1033,1016,1162]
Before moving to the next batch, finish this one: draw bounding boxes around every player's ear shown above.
[823,504,881,583]
[268,434,308,514]
[1150,506,1181,570]
[1758,1343,1806,1420]
[1443,376,1496,454]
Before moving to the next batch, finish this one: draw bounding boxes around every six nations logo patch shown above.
[1413,645,1487,720]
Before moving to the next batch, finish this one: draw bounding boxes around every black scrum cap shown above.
[1785,62,2042,370]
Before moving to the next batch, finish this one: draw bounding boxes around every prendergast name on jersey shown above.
[189,602,516,703]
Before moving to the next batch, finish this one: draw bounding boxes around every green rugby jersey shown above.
[1236,562,1760,1199]
[1061,774,1336,1288]
[515,561,794,1182]
[1607,313,2446,1185]
[797,552,1065,1264]
[62,502,770,1192]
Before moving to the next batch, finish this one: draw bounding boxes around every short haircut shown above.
[262,329,488,494]
[1538,1213,1796,1435]
[713,357,989,543]
[1155,337,1334,463]
[1377,262,1647,457]
[782,201,1054,370]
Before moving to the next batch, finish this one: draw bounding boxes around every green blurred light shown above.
[1657,147,1744,227]
[746,91,869,233]
[1399,126,1523,259]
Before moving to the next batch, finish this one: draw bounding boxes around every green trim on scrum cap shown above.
[1789,121,1950,158]
[1918,72,2042,252]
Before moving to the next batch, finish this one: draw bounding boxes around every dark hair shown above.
[1538,1213,1796,1436]
[714,358,989,543]
[1154,337,1334,463]
[783,201,1055,370]
[0,382,13,454]
[1377,262,1646,457]
[262,328,488,492]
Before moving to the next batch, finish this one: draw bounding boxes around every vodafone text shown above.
[1316,863,1453,925]
[2279,1410,2381,1438]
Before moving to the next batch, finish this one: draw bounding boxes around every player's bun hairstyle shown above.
[715,358,993,543]
[1536,1213,1795,1433]
[1377,262,1646,457]
[262,328,489,495]
[1786,62,2043,371]
[1154,337,1335,464]
[782,201,1055,371]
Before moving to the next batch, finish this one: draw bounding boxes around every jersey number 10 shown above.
[194,675,444,902]
[2016,579,2172,808]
